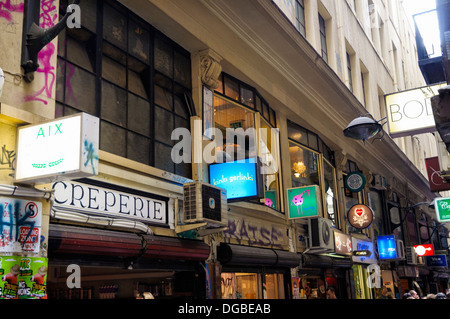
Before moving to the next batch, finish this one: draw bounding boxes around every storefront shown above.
[46,179,211,299]
[217,243,300,299]
[351,236,378,299]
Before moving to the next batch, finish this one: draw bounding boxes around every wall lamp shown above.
[343,114,387,142]
[21,0,80,82]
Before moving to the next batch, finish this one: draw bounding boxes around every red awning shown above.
[49,224,210,261]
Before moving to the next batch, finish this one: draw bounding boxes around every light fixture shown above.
[293,161,306,178]
[343,114,386,141]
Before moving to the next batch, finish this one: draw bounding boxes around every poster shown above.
[287,185,321,219]
[0,197,42,254]
[0,256,48,299]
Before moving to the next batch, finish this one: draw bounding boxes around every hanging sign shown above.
[413,244,434,257]
[287,185,321,219]
[345,172,366,192]
[425,157,450,192]
[385,83,445,137]
[334,231,352,255]
[348,204,374,229]
[377,235,397,260]
[15,113,99,184]
[435,197,450,223]
[426,255,447,267]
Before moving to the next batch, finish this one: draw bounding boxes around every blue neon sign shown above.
[209,158,259,200]
[377,235,397,260]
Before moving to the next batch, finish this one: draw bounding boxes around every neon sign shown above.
[287,185,321,219]
[377,235,397,260]
[413,244,434,257]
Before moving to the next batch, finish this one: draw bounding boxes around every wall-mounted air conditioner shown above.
[406,246,418,265]
[396,239,405,260]
[307,217,335,254]
[372,174,386,190]
[183,181,227,226]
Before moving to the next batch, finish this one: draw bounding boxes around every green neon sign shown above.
[287,185,321,219]
[435,197,450,223]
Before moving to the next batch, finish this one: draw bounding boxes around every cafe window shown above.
[288,122,338,226]
[213,74,281,211]
[56,0,193,178]
[221,272,285,299]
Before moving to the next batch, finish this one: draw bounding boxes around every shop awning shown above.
[217,244,301,268]
[300,254,353,269]
[49,224,210,261]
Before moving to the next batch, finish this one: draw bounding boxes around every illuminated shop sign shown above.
[426,255,447,267]
[352,238,376,264]
[348,204,374,229]
[15,113,99,184]
[377,235,397,260]
[384,83,445,137]
[209,158,261,201]
[287,185,321,219]
[413,244,434,257]
[334,231,352,255]
[345,172,366,192]
[435,197,450,223]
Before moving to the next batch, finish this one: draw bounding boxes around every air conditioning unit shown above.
[406,246,418,265]
[396,240,405,260]
[372,174,386,190]
[308,217,335,254]
[183,181,227,226]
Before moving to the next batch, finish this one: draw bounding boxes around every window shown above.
[295,0,306,37]
[56,0,193,178]
[288,121,338,226]
[221,273,285,299]
[319,14,328,63]
[347,52,353,92]
[213,73,281,211]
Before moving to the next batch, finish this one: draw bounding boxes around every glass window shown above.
[323,158,338,227]
[347,53,353,92]
[319,14,328,63]
[56,0,193,178]
[289,143,320,188]
[221,273,284,299]
[295,0,306,37]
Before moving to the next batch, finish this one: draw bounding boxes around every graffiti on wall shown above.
[24,0,58,105]
[0,0,24,23]
[223,216,286,249]
[0,145,15,172]
[0,198,42,254]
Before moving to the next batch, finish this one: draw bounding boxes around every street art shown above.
[0,198,42,254]
[0,0,24,23]
[223,216,284,249]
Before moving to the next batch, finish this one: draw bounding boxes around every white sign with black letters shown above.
[52,181,167,225]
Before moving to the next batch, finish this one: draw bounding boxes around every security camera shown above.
[0,67,4,98]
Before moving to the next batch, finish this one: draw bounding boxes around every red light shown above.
[413,244,434,256]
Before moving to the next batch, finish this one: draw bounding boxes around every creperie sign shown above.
[385,83,445,137]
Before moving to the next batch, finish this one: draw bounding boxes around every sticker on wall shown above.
[287,185,321,219]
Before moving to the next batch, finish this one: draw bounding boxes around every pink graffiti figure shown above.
[291,190,310,215]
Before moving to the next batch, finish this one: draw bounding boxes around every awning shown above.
[300,254,353,269]
[49,224,210,262]
[217,244,301,268]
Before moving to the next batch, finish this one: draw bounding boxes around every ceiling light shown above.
[343,115,386,141]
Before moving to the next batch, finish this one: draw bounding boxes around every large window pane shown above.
[323,159,338,226]
[155,106,174,145]
[154,37,173,77]
[128,20,150,63]
[64,63,96,114]
[127,132,151,165]
[100,121,126,157]
[101,81,127,127]
[128,93,151,136]
[289,143,320,187]
[103,4,127,50]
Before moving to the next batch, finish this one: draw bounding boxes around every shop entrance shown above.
[221,272,285,299]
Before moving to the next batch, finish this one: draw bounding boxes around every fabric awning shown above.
[217,244,301,268]
[48,224,210,261]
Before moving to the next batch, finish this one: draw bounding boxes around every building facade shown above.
[0,0,448,299]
